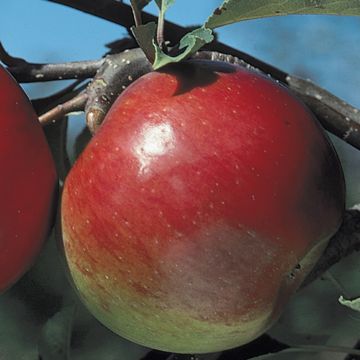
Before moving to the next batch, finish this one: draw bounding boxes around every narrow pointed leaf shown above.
[152,27,214,70]
[130,0,153,11]
[155,0,175,11]
[206,0,360,29]
[131,22,157,63]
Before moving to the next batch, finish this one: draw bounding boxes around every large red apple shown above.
[61,60,345,353]
[0,65,57,292]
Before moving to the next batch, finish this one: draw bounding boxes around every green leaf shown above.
[132,24,214,70]
[339,295,360,312]
[131,22,157,63]
[152,27,214,70]
[155,0,175,11]
[155,0,176,50]
[205,0,360,29]
[132,0,213,70]
[130,0,153,11]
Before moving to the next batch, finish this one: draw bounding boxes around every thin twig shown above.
[9,59,103,83]
[38,92,88,126]
[0,41,28,66]
[156,3,165,49]
[303,207,360,287]
[2,41,104,83]
[32,79,87,114]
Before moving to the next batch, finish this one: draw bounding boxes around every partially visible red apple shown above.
[0,65,57,292]
[61,60,345,353]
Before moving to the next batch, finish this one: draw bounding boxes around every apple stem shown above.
[156,7,166,50]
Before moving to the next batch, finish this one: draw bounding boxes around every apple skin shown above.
[0,65,57,292]
[61,60,345,353]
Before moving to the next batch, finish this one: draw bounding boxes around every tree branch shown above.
[0,42,103,83]
[32,79,87,114]
[85,48,152,133]
[287,75,360,149]
[0,41,28,67]
[303,207,360,287]
[38,92,88,126]
[7,59,103,83]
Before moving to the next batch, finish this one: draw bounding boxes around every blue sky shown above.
[1,0,360,203]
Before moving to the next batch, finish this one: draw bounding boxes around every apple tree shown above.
[1,1,360,359]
